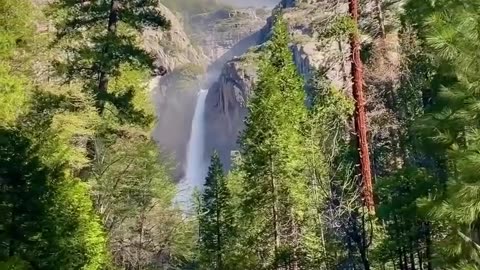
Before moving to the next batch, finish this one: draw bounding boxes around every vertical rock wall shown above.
[204,0,352,168]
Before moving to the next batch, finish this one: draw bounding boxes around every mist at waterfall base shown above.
[174,89,209,209]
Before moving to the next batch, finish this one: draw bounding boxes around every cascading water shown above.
[175,89,209,209]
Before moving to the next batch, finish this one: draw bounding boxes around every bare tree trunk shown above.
[97,0,120,114]
[398,247,404,270]
[137,213,145,270]
[359,219,371,270]
[374,0,386,39]
[410,241,416,270]
[291,211,300,270]
[349,0,375,212]
[424,223,433,270]
[417,245,424,270]
[8,209,15,257]
[402,248,408,270]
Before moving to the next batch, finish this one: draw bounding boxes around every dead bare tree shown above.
[349,0,375,213]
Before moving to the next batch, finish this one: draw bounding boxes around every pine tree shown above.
[402,0,480,267]
[0,0,109,267]
[423,2,480,266]
[49,0,171,121]
[0,129,108,269]
[237,16,309,269]
[198,152,233,270]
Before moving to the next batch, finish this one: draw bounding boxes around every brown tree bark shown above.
[349,0,375,213]
[97,0,120,114]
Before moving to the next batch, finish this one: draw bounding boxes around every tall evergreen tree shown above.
[237,16,310,269]
[416,0,480,266]
[0,0,109,268]
[198,152,233,270]
[0,129,108,270]
[49,0,170,122]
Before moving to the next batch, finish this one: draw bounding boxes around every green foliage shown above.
[386,0,480,268]
[90,137,196,269]
[198,152,234,269]
[303,71,356,269]
[5,0,480,268]
[233,16,313,269]
[0,129,108,270]
[0,66,29,126]
[0,257,31,270]
[0,0,35,58]
[0,1,109,267]
[0,0,35,125]
[48,0,170,127]
[319,15,356,40]
[26,83,101,169]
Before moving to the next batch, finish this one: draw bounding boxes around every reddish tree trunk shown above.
[349,0,375,213]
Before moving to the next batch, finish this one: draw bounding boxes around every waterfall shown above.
[175,89,209,209]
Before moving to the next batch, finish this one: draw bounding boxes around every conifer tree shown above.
[198,152,233,270]
[237,16,309,269]
[415,1,480,266]
[49,0,171,121]
[0,129,108,270]
[0,0,109,267]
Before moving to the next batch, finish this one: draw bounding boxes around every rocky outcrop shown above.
[204,0,351,166]
[189,7,270,69]
[204,49,262,167]
[143,4,208,72]
[151,4,269,178]
[147,5,208,179]
[150,2,270,179]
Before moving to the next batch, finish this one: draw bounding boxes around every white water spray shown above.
[175,89,209,208]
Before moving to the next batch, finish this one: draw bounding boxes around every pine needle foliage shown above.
[198,152,234,270]
[48,0,170,126]
[237,15,310,269]
[412,0,480,267]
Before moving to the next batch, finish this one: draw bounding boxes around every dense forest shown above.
[1,0,480,269]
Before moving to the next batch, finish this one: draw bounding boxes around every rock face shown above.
[151,0,356,175]
[143,4,208,72]
[151,4,271,179]
[148,5,208,179]
[204,0,351,167]
[189,7,270,74]
[204,50,262,168]
[219,0,279,7]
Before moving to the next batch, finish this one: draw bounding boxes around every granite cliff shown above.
[204,0,352,167]
[152,1,272,178]
[153,0,400,176]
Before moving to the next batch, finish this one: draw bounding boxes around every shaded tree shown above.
[198,152,233,270]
